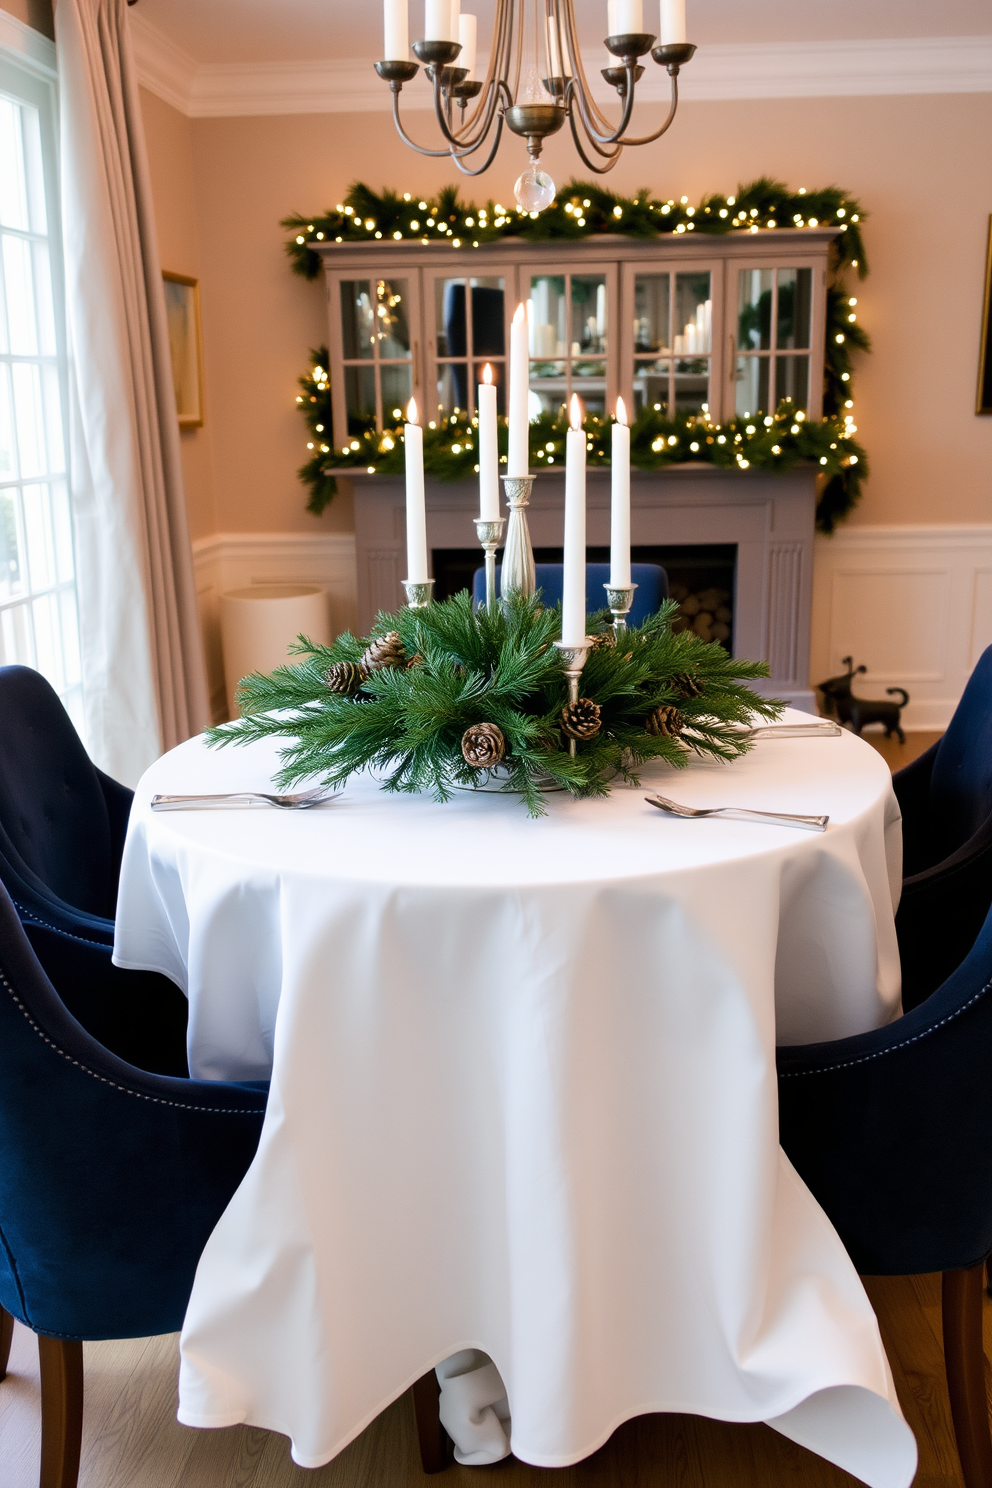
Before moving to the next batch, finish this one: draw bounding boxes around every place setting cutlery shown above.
[151,786,339,812]
[645,795,829,832]
[736,721,841,741]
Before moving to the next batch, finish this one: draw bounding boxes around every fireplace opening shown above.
[430,543,737,653]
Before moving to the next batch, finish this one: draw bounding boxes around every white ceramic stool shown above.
[219,584,330,718]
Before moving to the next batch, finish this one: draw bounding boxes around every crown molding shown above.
[129,24,992,119]
[0,9,56,80]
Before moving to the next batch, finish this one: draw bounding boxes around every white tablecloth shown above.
[114,717,916,1488]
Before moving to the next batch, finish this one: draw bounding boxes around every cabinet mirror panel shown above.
[527,269,610,416]
[633,270,712,417]
[432,275,506,417]
[339,276,412,433]
[735,266,812,417]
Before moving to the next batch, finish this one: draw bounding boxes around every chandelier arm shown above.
[430,60,509,153]
[561,3,620,137]
[608,73,679,147]
[390,89,467,157]
[564,74,634,150]
[449,113,508,175]
[566,103,622,172]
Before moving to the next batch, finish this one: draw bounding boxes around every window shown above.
[632,270,712,418]
[735,266,812,418]
[431,274,506,418]
[0,54,79,729]
[339,276,414,434]
[526,268,612,416]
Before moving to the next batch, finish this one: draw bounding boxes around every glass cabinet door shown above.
[425,272,507,418]
[330,273,420,438]
[523,265,615,417]
[734,265,814,418]
[629,268,713,419]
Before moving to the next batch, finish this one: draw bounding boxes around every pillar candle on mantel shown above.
[404,398,429,583]
[383,0,408,59]
[610,396,631,588]
[562,395,587,647]
[507,302,529,478]
[660,0,685,43]
[477,364,499,520]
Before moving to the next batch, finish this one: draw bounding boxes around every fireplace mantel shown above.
[350,465,817,711]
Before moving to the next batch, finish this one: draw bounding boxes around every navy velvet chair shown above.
[893,644,992,1010]
[0,881,268,1488]
[777,901,992,1488]
[471,562,669,626]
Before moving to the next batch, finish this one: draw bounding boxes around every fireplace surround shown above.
[350,464,817,710]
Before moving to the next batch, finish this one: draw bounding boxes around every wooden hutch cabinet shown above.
[313,227,841,712]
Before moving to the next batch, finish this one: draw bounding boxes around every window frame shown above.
[724,254,827,423]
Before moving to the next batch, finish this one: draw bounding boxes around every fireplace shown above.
[349,465,818,710]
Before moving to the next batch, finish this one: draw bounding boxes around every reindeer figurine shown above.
[817,657,909,743]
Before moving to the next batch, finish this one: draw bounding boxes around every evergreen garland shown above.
[207,592,782,818]
[283,176,867,280]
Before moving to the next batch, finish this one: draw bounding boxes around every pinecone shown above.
[561,697,602,740]
[325,660,366,695]
[360,630,405,672]
[588,630,614,650]
[406,653,423,669]
[645,705,685,738]
[461,722,506,769]
[671,669,704,699]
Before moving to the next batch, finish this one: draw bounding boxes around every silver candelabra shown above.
[500,476,536,600]
[474,517,506,610]
[605,582,638,636]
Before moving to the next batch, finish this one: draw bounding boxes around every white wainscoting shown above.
[811,525,992,731]
[193,532,358,722]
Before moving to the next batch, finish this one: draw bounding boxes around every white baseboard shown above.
[811,525,992,732]
[192,531,358,723]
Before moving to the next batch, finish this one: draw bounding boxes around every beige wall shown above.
[141,89,992,540]
[0,0,52,40]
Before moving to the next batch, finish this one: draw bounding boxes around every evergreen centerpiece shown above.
[206,592,782,818]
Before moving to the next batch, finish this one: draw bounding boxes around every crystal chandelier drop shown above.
[376,0,696,213]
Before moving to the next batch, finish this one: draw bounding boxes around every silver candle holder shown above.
[499,475,536,601]
[474,516,506,611]
[554,638,594,757]
[402,579,435,608]
[604,582,638,636]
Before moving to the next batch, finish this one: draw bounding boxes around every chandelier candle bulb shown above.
[610,397,631,588]
[383,0,409,59]
[449,0,460,42]
[562,395,587,649]
[457,11,476,77]
[425,0,453,41]
[403,398,429,586]
[477,364,499,520]
[507,303,529,479]
[659,0,686,43]
[614,0,644,34]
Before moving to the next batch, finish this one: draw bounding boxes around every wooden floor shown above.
[1,727,961,1487]
[1,1273,989,1487]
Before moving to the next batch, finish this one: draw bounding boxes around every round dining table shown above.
[113,713,917,1488]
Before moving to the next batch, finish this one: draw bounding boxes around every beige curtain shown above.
[54,0,208,785]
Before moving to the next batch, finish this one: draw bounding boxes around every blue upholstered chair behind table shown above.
[472,563,669,625]
[893,643,992,1009]
[0,881,268,1488]
[777,901,992,1488]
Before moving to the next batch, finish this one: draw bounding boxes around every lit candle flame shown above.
[615,395,627,426]
[483,363,493,385]
[406,397,419,424]
[569,394,583,431]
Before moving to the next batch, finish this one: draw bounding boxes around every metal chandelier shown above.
[375,0,696,212]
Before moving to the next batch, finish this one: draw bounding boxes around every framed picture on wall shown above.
[163,270,203,428]
[978,217,992,415]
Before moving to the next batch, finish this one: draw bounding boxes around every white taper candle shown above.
[615,0,643,33]
[610,397,631,588]
[478,365,499,520]
[457,12,477,77]
[562,395,587,647]
[659,0,685,43]
[404,398,429,584]
[425,0,450,41]
[449,0,460,43]
[507,302,529,478]
[383,0,409,59]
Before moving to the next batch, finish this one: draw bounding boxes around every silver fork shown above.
[150,786,338,811]
[739,722,841,740]
[646,795,829,831]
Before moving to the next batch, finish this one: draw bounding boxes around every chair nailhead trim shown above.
[0,965,263,1114]
[14,899,112,949]
[779,975,992,1078]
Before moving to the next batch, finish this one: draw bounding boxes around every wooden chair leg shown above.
[37,1336,83,1488]
[942,1265,992,1488]
[0,1304,13,1381]
[986,1255,992,1297]
[411,1369,451,1474]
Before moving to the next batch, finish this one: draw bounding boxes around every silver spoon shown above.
[646,794,828,831]
[151,786,338,811]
